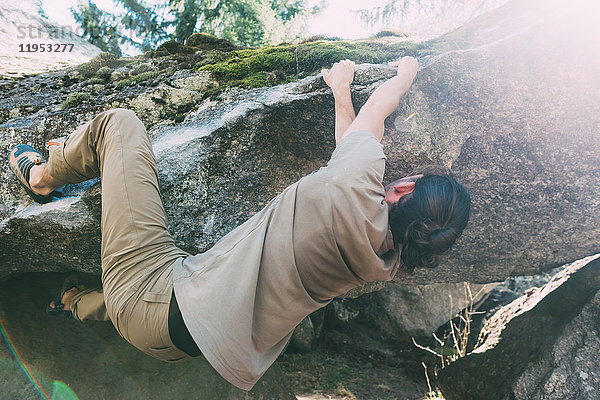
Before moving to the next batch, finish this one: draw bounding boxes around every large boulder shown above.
[333,282,497,341]
[436,254,600,400]
[1,0,599,287]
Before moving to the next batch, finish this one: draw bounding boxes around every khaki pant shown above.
[48,109,190,362]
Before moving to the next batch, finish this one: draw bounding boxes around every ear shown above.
[393,181,415,196]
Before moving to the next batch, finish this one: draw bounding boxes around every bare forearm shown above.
[343,59,417,142]
[332,86,356,144]
[360,71,415,130]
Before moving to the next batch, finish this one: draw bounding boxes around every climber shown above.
[8,56,470,390]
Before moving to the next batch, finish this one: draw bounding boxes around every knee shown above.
[101,108,146,136]
[106,108,142,125]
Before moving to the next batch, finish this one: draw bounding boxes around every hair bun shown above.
[429,227,458,255]
[389,173,470,272]
[401,219,441,271]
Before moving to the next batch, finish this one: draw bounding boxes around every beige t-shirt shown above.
[173,130,400,390]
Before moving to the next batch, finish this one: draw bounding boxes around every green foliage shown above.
[62,93,91,109]
[200,39,418,92]
[172,0,312,47]
[356,0,493,26]
[71,0,170,55]
[119,0,171,51]
[170,0,203,43]
[130,63,154,75]
[71,1,123,56]
[69,0,317,56]
[194,50,231,67]
[199,0,267,47]
[356,0,427,25]
[301,35,343,43]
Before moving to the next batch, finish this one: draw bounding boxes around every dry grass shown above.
[413,283,486,398]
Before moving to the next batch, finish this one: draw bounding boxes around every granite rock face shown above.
[437,254,600,400]
[333,282,497,341]
[1,0,600,287]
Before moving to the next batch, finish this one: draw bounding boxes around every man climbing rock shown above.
[8,57,470,390]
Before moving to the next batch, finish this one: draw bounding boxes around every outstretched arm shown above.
[322,60,356,145]
[343,57,418,143]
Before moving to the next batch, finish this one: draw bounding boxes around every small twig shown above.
[422,362,434,394]
[412,337,442,359]
[433,332,444,346]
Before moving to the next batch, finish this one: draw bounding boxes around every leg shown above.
[63,287,110,322]
[46,109,187,281]
[45,109,188,340]
[29,163,64,196]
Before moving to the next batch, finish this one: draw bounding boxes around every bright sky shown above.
[40,0,118,31]
[35,0,510,54]
[39,0,388,39]
[306,0,390,39]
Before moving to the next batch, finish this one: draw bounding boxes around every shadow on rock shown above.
[0,273,294,400]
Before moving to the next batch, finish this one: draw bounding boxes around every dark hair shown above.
[389,173,470,272]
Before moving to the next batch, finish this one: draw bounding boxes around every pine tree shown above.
[71,1,123,56]
[69,0,315,55]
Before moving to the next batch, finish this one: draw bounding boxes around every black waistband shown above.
[168,290,202,357]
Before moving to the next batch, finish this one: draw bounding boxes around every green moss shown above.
[195,50,230,68]
[371,29,409,38]
[96,66,113,81]
[61,92,90,109]
[77,52,121,76]
[150,40,195,57]
[185,32,235,51]
[130,63,154,76]
[200,39,419,96]
[201,84,223,99]
[174,112,187,123]
[96,66,114,75]
[241,71,268,88]
[114,78,133,89]
[134,70,158,81]
[301,35,343,43]
[114,70,159,89]
[86,77,106,85]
